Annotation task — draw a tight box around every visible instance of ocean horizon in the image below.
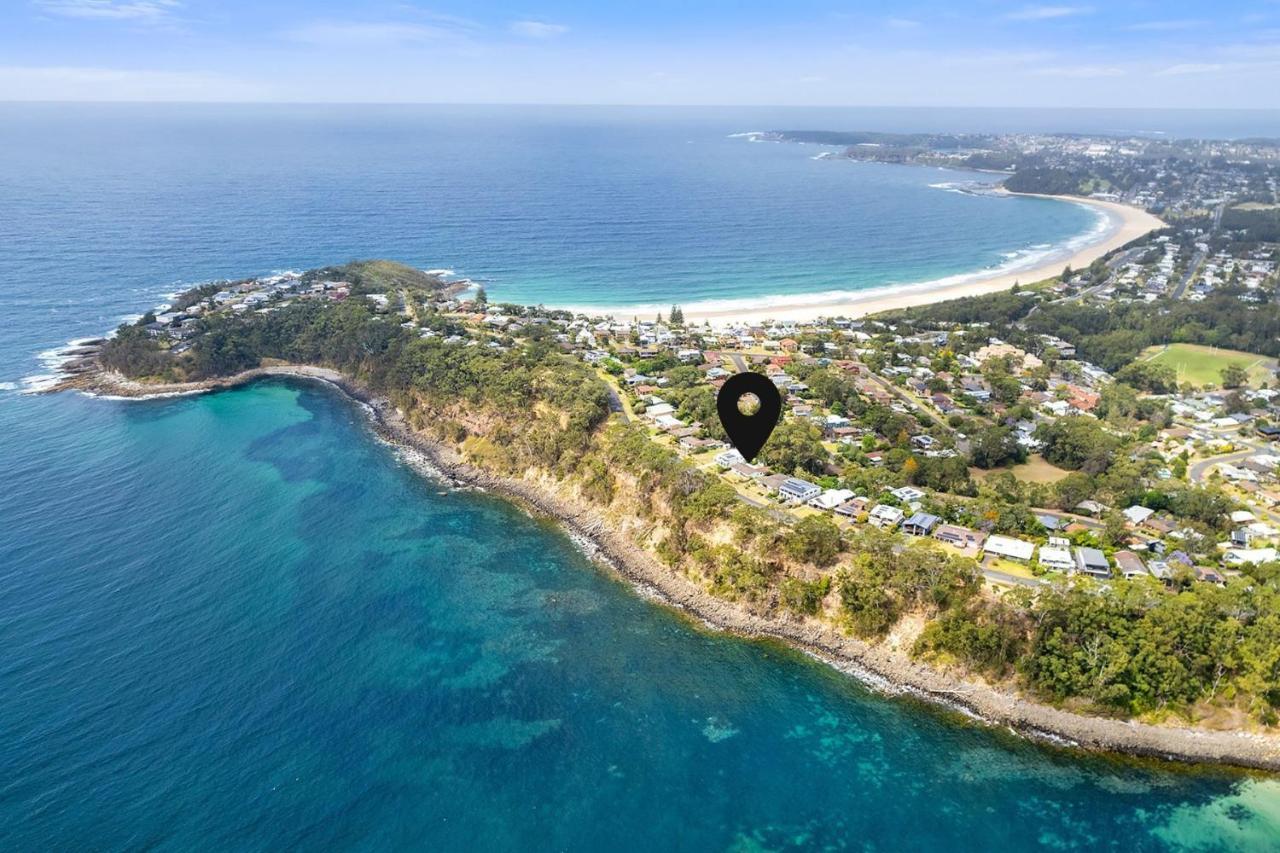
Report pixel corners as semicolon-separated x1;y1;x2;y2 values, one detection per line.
5;102;1113;356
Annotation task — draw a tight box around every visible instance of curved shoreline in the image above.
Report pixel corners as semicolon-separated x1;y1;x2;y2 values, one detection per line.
584;193;1165;326
53;363;1280;773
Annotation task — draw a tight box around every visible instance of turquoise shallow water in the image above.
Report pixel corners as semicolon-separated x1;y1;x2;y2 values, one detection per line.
3;379;1280;851
5;105;1280;849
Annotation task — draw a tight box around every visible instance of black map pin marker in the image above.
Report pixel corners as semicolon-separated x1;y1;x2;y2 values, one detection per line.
716;372;782;463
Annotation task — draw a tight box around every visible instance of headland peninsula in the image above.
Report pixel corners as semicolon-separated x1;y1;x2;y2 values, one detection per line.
45;242;1280;771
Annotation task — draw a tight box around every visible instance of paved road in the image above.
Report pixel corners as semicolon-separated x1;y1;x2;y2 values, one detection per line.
1170;250;1206;300
727;352;749;373
865;373;952;430
1029;507;1104;531
731;489;796;525
1046;247;1143;306
1185;438;1273;484
605;385;628;421
1186;438;1280;527
983;568;1045;588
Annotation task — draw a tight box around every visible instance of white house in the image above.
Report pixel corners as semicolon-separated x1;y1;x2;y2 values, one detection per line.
778;478;822;504
984;535;1036;563
1038;537;1074;572
1122;506;1155;526
809;488;855;511
1224;547;1278;566
868;504;905;529
714;449;745;468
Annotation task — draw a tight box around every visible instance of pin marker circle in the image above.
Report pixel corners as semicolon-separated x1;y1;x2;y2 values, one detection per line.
716;372;782;463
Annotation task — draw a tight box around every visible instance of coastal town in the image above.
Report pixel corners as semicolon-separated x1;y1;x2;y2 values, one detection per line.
767;129;1280;218
109;213;1280;598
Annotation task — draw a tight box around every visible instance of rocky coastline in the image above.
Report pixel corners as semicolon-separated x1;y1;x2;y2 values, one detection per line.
51;360;1280;773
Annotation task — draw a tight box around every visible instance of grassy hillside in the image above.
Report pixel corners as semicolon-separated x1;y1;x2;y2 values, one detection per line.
306;260;450;295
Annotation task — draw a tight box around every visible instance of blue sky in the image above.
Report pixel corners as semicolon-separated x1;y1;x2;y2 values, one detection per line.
1;1;1277;106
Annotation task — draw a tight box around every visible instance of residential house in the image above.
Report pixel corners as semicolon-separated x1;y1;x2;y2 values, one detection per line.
984;535;1036;563
1074;547;1111;579
1114;551;1148;580
778;478;822;504
869;504;905;530
1224;547;1278;566
1140;515;1176;537
1122;506;1155;526
834;497;871;519
1038;537;1075;572
1196;566;1227;586
809;489;855;511
714;449;745;468
933;525;987;555
890;486;926;503
902;512;940;536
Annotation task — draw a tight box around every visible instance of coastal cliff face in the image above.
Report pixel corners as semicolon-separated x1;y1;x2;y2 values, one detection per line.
53;359;1280;771
56;261;1280;771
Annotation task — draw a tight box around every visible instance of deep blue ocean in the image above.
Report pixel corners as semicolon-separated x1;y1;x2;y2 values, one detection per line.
4;105;1280;850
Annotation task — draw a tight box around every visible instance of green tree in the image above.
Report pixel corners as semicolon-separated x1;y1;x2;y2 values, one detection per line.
969;426;1026;469
1035;416;1119;474
760;418;827;476
1221;362;1249;389
784;516;843;566
779;576;830;615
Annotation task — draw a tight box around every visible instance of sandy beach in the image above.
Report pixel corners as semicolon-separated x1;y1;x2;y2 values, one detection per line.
669;193;1167;326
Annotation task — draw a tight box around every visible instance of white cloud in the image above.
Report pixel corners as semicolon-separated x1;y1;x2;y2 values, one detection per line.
1126;20;1201;32
1031;64;1124;77
509;20;568;39
1003;5;1092;22
32;0;179;20
886;18;920;29
0;65;260;100
287;21;465;46
1155;63;1226;76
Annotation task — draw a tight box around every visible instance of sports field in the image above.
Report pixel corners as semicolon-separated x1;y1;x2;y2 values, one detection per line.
1139;343;1276;388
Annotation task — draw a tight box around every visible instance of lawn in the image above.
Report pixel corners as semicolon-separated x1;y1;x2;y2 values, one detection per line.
971;454;1072;485
1140;343;1276;388
977;555;1039;581
982;557;1038;580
